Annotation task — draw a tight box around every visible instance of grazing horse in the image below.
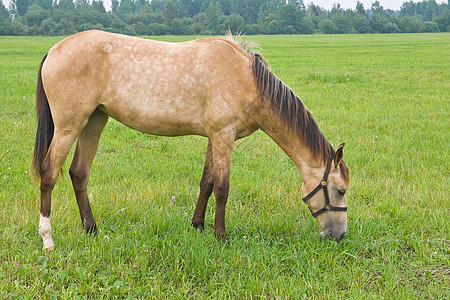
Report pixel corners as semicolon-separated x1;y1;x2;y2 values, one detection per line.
32;30;349;250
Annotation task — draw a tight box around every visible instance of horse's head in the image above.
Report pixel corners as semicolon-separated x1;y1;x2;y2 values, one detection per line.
302;143;349;242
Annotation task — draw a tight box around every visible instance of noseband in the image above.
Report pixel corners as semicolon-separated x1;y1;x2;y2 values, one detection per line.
302;161;347;218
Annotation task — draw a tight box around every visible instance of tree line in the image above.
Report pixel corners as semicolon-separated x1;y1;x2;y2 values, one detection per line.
0;0;449;36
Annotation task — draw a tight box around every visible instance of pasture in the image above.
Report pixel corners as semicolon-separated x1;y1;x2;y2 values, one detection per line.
0;33;448;298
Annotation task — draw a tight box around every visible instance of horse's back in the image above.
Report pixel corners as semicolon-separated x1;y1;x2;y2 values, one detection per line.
42;31;259;138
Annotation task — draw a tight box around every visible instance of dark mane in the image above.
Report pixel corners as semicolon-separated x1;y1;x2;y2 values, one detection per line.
251;52;334;165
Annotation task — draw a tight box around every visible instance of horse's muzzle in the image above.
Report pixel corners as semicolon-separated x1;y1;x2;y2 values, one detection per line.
320;230;346;242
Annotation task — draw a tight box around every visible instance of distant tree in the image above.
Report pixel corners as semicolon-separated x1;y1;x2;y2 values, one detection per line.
111;0;119;14
400;1;416;17
356;1;366;15
435;9;450;31
301;16;314;34
92;0;106;13
382;22;400;33
11;0;30;16
278;3;304;33
354;13;369;33
223;13;244;32
399;16;422;33
54;17;75;35
205;1;223;34
148;22;168;35
371;1;384;15
24;4;50;27
420;21;439;32
369;13;386;33
332;14;348;34
0;1;9;21
165;0;177;21
41;18;56;35
318;19;333;34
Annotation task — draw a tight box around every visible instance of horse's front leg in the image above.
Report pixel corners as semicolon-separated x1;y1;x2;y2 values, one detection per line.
192;141;214;229
209;131;235;241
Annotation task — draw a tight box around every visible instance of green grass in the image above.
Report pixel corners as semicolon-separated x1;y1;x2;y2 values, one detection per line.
0;33;449;298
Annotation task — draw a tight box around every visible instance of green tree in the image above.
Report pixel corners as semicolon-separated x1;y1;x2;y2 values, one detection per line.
354;14;369;33
435;9;450;31
278;3;304;33
332;14;349;34
399;16;422;33
24;4;50;27
165;0;177;21
12;0;30;16
223;13;244;32
92;0;106;13
420;21;439;32
318;19;333;34
356;1;366;15
58;0;75;11
0;1;9;21
205;1;223;34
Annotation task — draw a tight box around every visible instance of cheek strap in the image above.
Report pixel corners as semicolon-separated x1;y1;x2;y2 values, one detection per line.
302;162;347;217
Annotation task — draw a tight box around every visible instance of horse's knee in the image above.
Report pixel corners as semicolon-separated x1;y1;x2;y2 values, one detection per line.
214;183;229;202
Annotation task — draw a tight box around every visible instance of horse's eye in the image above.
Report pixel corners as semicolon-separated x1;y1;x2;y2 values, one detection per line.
338;189;346;196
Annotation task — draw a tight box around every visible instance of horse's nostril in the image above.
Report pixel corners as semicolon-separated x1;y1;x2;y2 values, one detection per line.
339;232;346;241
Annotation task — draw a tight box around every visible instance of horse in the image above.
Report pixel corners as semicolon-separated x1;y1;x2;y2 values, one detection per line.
31;30;349;250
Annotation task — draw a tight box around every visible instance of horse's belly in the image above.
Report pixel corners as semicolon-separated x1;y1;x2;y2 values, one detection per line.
99;99;207;137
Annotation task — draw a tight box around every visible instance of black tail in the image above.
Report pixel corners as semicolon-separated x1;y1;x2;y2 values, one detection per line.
31;54;54;182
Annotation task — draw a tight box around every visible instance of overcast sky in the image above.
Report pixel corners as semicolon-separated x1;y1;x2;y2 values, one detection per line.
1;0;447;12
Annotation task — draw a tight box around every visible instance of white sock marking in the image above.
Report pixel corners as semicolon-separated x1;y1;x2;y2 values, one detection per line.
39;213;54;251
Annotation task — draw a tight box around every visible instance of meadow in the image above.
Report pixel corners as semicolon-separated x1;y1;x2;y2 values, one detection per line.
0;33;448;298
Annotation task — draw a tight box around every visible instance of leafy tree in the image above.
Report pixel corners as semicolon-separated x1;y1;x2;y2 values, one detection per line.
148;22;168;35
400;1;416;17
205;1;223;34
332;14;349;34
420;21;439;32
318;19;333;34
354;14;369;33
223;13;244;32
278;3;304;34
165;0;177;21
11;0;30;16
0;1;9;21
24;4;50;27
399;16;422;33
92;0;106;13
58;0;75;11
434;8;450;31
41;17;56;35
356;1;366;15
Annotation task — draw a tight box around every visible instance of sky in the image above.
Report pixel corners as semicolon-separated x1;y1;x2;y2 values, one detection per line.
1;0;448;12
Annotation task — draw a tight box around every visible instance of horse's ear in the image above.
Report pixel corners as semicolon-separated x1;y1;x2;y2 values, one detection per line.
334;143;345;168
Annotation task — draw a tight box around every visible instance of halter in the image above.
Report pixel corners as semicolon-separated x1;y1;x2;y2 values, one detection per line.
302;161;347;218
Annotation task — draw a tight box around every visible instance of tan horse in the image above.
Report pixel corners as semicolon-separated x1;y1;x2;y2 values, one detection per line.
32;30;349;250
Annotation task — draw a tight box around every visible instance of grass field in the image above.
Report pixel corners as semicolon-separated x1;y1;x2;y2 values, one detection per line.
0;33;448;298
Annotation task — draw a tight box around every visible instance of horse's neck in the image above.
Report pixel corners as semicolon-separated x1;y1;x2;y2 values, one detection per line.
258;110;320;180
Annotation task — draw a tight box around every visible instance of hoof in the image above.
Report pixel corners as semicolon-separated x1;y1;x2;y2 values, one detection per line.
191;222;204;231
215;231;230;245
42;238;54;251
85;222;98;236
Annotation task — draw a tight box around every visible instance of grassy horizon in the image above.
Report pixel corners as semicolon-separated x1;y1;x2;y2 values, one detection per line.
0;33;448;298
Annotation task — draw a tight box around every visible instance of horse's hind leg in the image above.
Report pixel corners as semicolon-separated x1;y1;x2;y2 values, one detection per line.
39;129;82;250
192;141;214;229
69;109;108;235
